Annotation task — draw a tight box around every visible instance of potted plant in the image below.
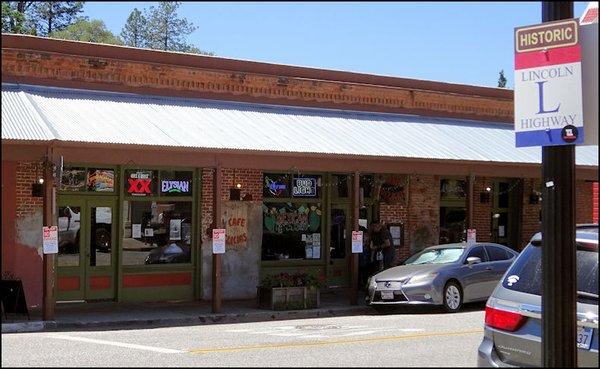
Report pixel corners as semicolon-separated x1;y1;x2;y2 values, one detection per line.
257;271;325;310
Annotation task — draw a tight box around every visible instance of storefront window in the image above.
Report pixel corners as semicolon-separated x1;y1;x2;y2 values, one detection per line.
332;174;349;199
262;202;322;260
122;201;192;265
58;205;81;266
61;167;115;193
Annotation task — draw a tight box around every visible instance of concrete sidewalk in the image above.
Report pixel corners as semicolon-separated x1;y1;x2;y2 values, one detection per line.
2;290;373;333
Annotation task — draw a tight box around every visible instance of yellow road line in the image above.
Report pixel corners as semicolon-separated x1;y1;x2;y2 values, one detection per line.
187;328;483;354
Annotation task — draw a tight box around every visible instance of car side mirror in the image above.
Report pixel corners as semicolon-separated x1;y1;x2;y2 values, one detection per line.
466;256;481;265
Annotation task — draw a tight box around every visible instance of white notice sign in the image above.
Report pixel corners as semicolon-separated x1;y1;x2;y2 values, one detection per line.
132;224;142;238
42;226;58;254
352;231;363;253
212;228;226;254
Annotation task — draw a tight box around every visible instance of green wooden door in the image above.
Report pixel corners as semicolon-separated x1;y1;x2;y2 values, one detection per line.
328;204;351;288
57;197;117;301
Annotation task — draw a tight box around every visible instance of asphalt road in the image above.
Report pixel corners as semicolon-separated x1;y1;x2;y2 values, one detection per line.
1;304;486;367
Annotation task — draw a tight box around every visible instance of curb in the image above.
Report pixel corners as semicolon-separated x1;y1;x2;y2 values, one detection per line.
2;306;373;333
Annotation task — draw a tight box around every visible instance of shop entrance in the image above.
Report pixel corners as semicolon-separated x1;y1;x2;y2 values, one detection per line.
328;204;351;288
57;197;117;301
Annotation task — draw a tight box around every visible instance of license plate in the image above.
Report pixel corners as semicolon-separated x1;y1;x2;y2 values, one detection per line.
577;326;593;350
381;291;394;300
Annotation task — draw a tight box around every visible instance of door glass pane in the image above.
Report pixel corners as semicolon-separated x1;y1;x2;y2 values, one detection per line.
90;206;112;267
58;206;81;266
330;208;347;259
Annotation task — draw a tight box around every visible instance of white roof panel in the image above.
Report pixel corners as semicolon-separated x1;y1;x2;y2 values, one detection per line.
1;83;597;167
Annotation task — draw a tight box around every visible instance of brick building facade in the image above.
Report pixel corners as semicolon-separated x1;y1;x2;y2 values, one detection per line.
2;34;598;311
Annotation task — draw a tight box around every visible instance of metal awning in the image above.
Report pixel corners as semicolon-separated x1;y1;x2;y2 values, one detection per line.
1;83;597;167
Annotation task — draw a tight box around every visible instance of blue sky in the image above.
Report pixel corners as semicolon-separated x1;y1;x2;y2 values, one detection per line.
82;1;589;89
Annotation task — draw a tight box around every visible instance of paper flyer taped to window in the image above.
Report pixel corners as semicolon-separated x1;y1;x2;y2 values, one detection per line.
132;224;142;238
144;227;154;237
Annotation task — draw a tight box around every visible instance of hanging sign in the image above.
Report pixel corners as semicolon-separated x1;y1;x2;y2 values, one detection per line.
514;18;584;147
467;229;477;244
292;177;317;197
212;228;226;254
42;226;58;254
351;231;363;253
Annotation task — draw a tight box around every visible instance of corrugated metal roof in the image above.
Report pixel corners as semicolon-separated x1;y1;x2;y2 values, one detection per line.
1;83;598;167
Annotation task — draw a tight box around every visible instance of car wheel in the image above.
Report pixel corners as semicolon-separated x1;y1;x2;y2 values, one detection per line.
443;281;463;312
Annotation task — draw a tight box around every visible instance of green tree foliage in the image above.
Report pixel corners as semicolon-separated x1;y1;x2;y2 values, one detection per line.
497;69;507;88
31;1;85;36
120;7;147;48
1;1;36;34
50;18;123;45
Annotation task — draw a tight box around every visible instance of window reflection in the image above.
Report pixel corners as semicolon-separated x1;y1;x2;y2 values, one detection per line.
90;206;112;267
58;206;81;266
122;201;192;265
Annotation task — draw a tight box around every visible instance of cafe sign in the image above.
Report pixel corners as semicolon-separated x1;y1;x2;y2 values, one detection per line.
514;19;584;147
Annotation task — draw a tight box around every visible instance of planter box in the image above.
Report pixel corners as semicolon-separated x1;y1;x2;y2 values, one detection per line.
257;286;320;310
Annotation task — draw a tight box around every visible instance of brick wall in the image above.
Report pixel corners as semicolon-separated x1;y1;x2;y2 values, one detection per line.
594;182;599;224
576;181;594;224
473;177;494;243
406;174;439;255
16;161;45;218
201;168;263;243
521;178;542;246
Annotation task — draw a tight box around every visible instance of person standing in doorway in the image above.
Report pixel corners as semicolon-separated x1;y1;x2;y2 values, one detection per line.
369;220;394;272
358;226;371;290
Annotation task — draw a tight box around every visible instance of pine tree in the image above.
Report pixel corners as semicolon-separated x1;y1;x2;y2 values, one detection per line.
1;1;36;34
120;8;147;48
497;69;507;88
145;1;197;52
31;1;85;36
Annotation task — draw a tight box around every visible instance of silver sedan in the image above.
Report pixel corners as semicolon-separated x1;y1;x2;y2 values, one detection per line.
366;242;518;312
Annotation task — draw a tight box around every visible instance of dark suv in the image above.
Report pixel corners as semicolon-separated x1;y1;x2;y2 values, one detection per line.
478;224;598;367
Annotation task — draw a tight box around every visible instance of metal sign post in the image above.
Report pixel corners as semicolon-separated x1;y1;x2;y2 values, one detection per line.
541;2;576;367
514;2;579;366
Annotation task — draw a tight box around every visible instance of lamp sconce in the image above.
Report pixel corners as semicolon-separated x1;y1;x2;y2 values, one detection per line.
529;191;542;204
229;188;241;201
31;178;44;197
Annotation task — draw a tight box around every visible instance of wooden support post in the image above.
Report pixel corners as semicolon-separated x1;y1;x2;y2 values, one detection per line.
467;174;475;229
350;171;360;305
212;163;223;313
42;146;56;321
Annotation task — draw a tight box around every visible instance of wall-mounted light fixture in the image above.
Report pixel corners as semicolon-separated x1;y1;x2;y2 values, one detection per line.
229;169;241;200
529;190;542;204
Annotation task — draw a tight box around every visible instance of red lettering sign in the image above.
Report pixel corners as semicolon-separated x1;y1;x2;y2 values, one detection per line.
128;178;152;194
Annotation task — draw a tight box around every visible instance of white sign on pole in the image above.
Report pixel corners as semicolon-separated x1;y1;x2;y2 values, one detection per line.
467;229;477;244
514;19;584;147
351;231;363;253
42;226;58;254
212;228;226;254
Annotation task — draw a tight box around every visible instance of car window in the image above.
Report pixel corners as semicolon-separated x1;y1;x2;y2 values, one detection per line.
403;248;464;265
465;246;488;262
486;246;512;261
502;241;599;301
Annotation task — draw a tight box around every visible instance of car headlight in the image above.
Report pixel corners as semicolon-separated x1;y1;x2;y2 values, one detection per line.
406;272;439;284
